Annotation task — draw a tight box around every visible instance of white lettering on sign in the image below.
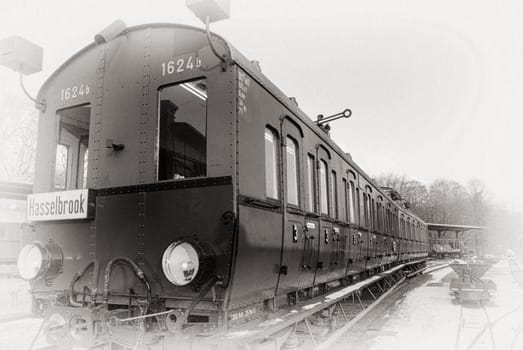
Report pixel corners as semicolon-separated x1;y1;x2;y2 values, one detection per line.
27;189;92;221
238;70;251;115
306;222;316;229
230;307;257;321
161;53;202;76
60;84;90;101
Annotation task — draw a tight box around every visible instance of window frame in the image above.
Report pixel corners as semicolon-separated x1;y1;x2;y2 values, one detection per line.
347;171;357;224
319;159;329;215
285;135;300;206
156;78;209;182
264;126;280;200
54;103;91;191
342;178;348;222
306;153;316;213
54;143;70;190
330;170;338;219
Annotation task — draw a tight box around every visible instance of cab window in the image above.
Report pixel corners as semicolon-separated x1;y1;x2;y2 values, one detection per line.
54;104;90;190
158;78;207;180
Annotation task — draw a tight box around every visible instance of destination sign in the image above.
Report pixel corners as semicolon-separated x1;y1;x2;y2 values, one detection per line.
27;189;94;221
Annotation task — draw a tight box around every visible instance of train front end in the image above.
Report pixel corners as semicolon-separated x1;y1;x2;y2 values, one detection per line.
18;24;237;349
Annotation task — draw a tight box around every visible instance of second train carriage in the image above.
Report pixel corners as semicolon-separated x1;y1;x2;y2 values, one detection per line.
16;22;429;347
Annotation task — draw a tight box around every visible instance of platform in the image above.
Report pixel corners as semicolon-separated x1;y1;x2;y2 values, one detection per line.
332;259;523;350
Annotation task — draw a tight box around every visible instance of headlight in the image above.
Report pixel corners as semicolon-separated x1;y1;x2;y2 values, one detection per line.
17;241;63;281
162;242;200;286
17;243;46;280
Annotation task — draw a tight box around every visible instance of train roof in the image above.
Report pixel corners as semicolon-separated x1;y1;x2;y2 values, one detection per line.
37;22;426;225
427;223;486;232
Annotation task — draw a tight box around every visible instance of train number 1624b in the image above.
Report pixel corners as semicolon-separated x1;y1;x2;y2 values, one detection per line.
60;84;90;101
161;54;202;76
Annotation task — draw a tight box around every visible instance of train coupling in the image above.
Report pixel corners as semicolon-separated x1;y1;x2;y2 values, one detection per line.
42;305;189;349
43;306;100;349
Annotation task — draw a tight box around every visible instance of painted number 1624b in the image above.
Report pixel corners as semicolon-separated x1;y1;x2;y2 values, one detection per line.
60;84;90;101
161;54;202;76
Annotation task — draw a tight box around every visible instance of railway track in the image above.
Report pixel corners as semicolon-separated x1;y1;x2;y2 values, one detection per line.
453;298;523;350
295;258;523;350
207;259;428;350
452;259;523;350
2;260;428;350
453;301;497;350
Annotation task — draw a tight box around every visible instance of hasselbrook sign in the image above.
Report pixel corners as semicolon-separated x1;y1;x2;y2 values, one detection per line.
27;189;94;221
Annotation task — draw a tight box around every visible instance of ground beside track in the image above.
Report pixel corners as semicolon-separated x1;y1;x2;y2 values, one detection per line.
333;259;523;350
0;276;31;321
0;277;45;350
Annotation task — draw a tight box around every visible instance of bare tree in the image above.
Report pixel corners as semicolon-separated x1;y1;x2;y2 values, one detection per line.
0;87;38;183
374;173;430;219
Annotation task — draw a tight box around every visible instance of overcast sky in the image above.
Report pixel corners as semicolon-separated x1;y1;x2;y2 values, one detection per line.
1;0;522;212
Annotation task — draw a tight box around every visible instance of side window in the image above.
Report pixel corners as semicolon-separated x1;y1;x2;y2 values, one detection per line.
264;127;279;199
348;180;356;223
363;193;368;226
330;170;338;218
306;154;316;212
387;205;392;234
364;193;372;228
158;78;207;180
394;209;399;236
357;188;362;224
383;207;387;232
319;160;329;215
285;136;299;206
371;198;375;230
54;144;69;190
55;104;91;190
342;178;348;222
377;200;382;232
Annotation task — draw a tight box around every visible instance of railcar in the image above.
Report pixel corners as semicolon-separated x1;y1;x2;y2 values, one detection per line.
17;22;429;349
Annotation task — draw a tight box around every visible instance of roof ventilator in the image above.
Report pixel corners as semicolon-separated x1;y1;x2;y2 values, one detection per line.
94;19;127;44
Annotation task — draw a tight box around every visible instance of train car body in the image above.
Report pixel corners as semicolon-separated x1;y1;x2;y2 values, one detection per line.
18;23;429;348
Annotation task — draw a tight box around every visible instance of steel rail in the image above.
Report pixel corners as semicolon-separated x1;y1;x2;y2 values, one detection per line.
316;274;406;350
207;259;427;347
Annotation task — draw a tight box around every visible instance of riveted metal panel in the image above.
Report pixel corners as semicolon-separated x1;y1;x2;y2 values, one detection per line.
228;205;281;308
94;193;141;294
139;28;152;184
298;218;319;289
30;25;236;310
143;183;233;301
275;218;304;296
91;46;106;188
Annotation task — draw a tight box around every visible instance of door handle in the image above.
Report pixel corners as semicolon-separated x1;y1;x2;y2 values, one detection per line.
292;224;298;243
